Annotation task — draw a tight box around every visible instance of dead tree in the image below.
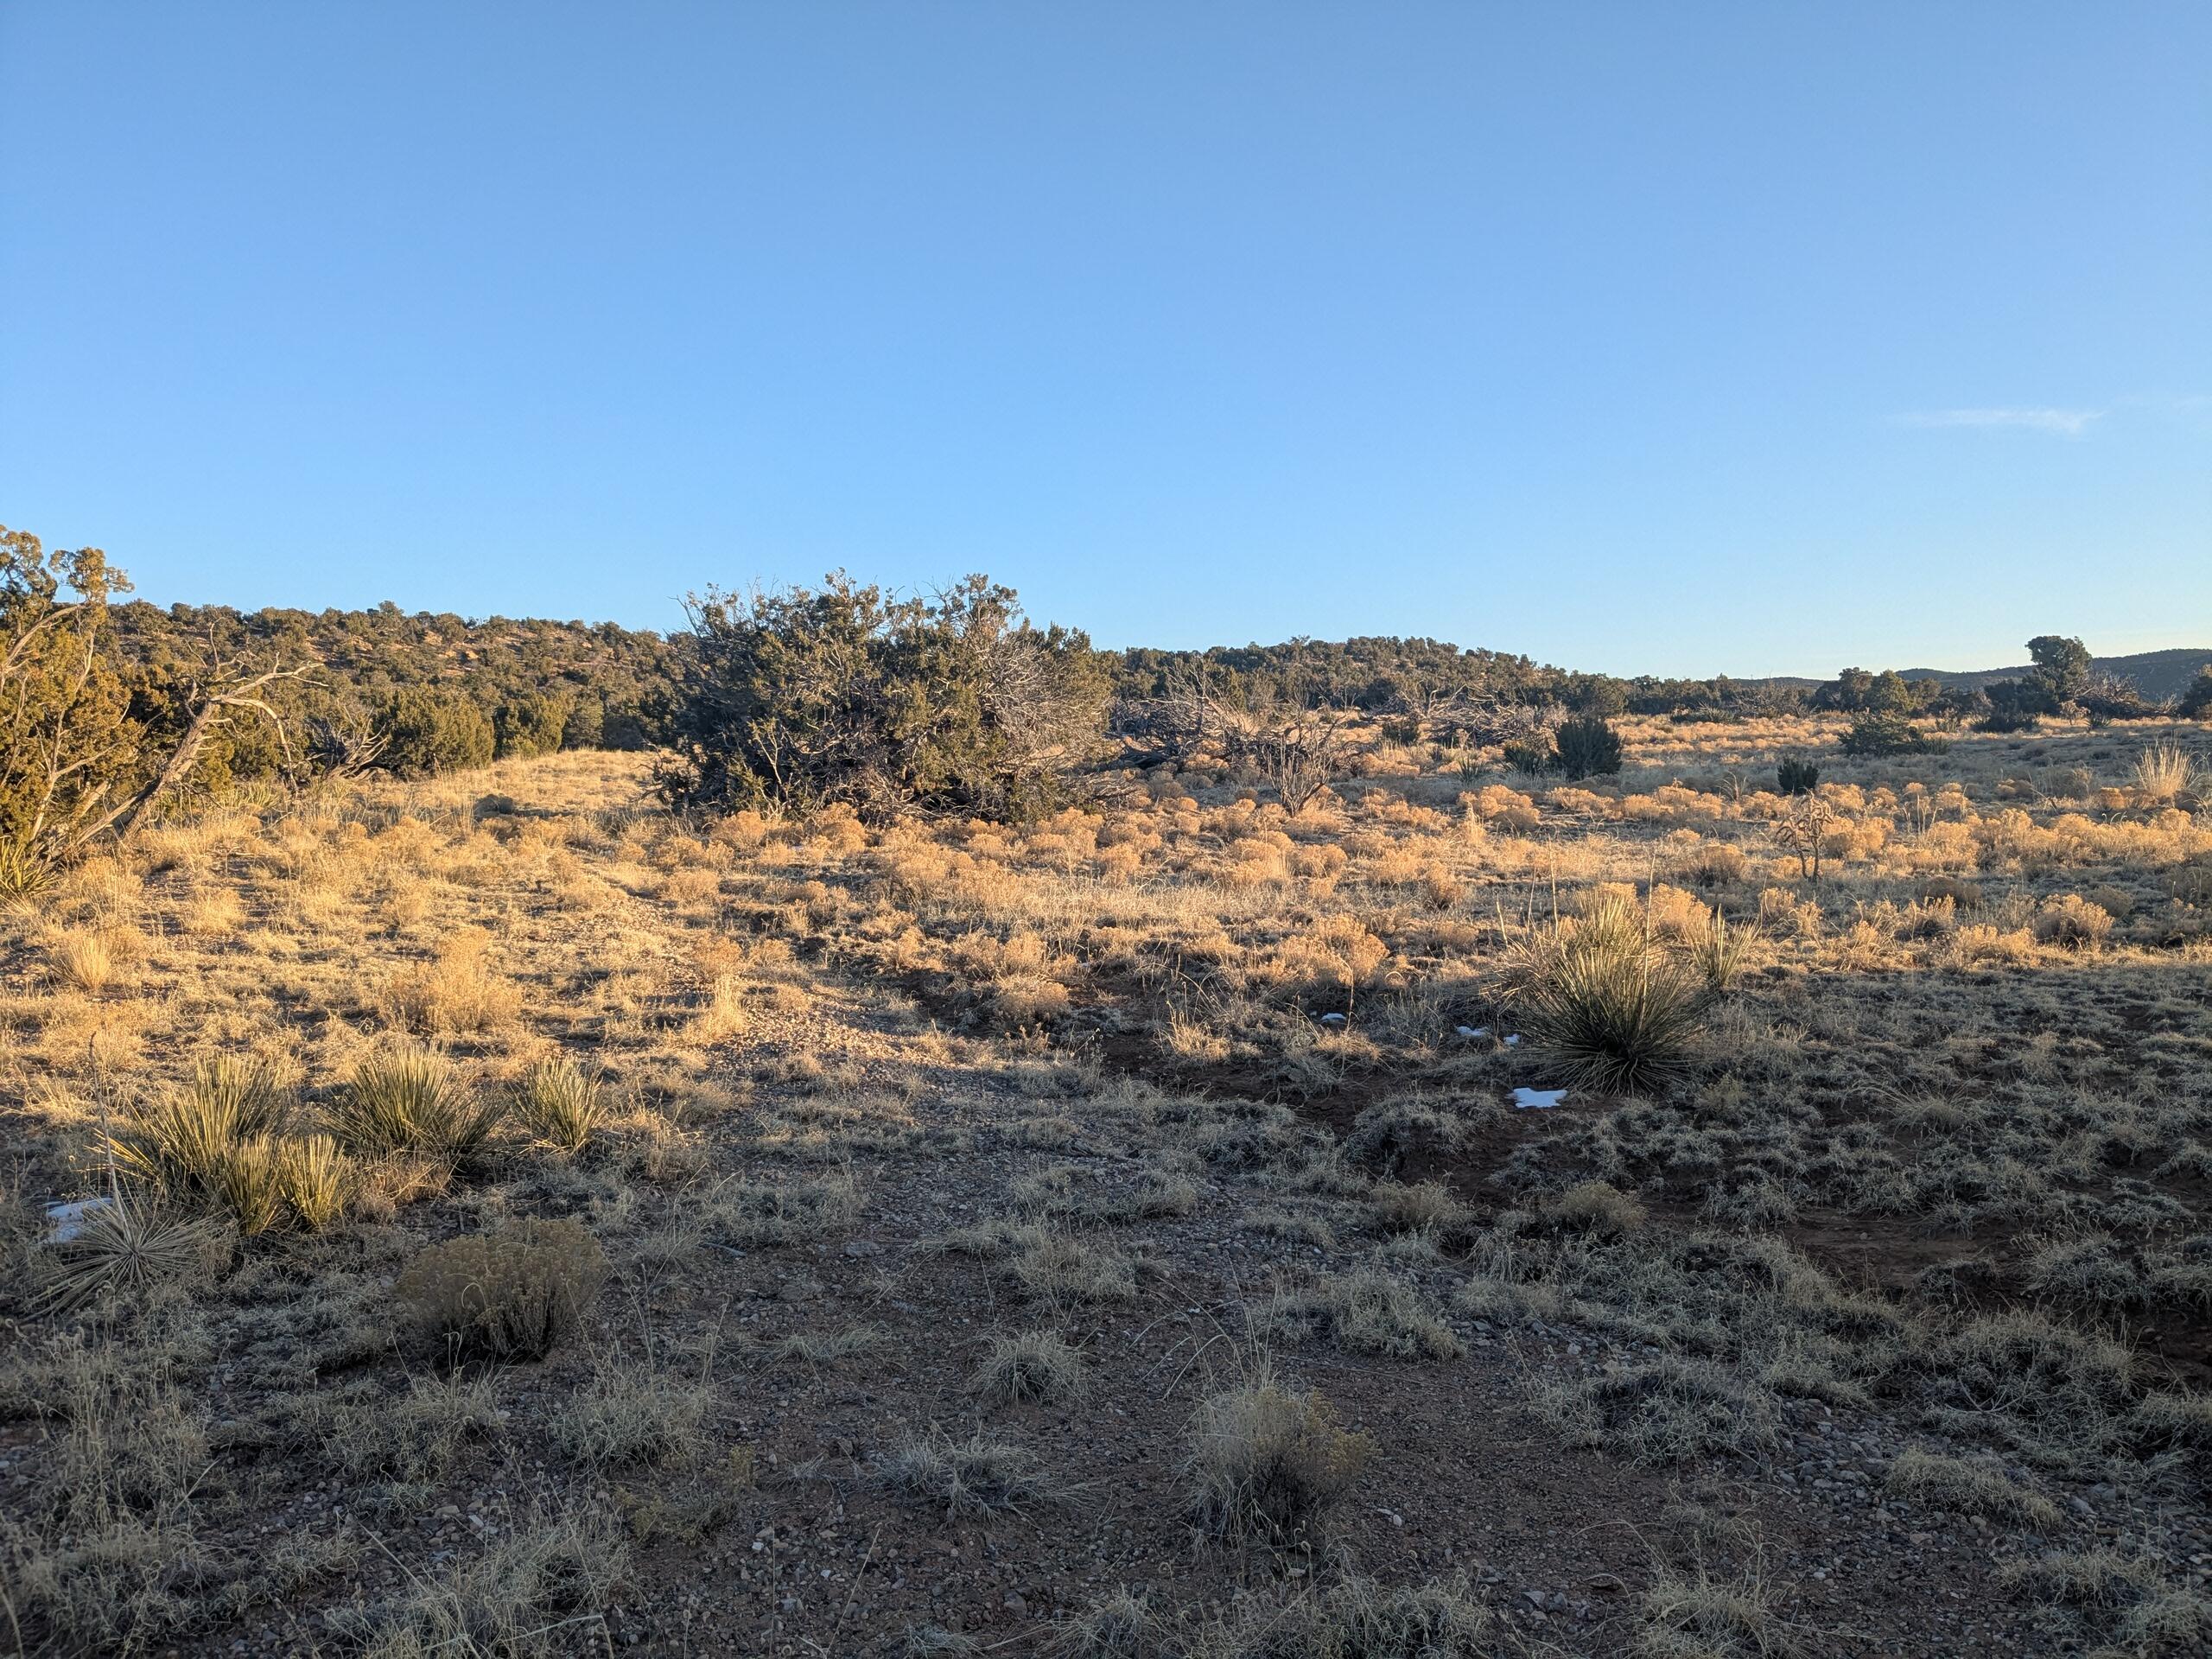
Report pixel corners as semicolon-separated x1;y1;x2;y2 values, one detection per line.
1232;703;1353;814
1431;690;1564;752
306;710;389;781
1113;665;1226;766
105;662;315;841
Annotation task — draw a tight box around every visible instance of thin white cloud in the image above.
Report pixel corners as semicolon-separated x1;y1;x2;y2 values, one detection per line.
1897;406;2104;437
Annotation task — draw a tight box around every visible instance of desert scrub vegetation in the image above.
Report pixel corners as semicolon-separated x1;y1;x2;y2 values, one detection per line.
326;1043;507;1163
1184;1363;1373;1546
0;524;672;906
969;1328;1089;1406
659;571;1109;822
878;1429;1062;1517
1262;1268;1465;1359
511;1052;607;1151
395;1216;609;1362
3;701;2211;1653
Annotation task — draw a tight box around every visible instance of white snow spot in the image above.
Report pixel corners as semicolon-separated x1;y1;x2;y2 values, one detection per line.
1510;1088;1567;1110
45;1196;114;1243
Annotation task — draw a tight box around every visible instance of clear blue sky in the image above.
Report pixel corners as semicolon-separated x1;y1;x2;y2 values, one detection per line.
3;3;2205;677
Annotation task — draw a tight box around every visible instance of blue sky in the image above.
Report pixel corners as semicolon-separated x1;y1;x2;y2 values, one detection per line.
3;3;2205;677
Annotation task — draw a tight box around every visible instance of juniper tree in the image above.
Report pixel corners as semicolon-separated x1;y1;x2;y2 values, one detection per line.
661;572;1109;822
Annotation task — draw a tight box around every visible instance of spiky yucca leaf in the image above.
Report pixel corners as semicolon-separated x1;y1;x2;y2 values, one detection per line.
37;1193;220;1311
512;1056;604;1153
1687;909;1758;992
275;1133;353;1230
1520;902;1708;1095
327;1046;504;1161
105;1056;291;1195
207;1137;286;1235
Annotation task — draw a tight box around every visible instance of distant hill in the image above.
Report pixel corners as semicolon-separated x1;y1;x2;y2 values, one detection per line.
1891;648;2212;702
107;600;680;751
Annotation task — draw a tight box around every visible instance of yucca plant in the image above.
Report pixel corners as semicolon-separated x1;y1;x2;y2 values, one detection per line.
1518;895;1707;1095
1567;893;1649;960
1502;893;1642;996
1776;756;1820;797
275;1133;353;1230
0;839;54;909
206;1137;287;1236
512;1056;605;1153
190;1054;292;1133
36;1191;219;1312
1687;909;1758;992
327;1046;505;1162
105;1056;292;1195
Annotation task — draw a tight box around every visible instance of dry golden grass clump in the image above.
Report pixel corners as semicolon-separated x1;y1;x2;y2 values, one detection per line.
385;925;524;1033
2133;741;2199;803
879;1429;1061;1516
969;1328;1089;1406
1882;1448;2063;1531
1546;1178;1649;1237
329;1503;630;1655
2033;892;2116;950
1263;1268;1465;1360
1185;1363;1372;1546
43;925;126;992
1637;1560;1788;1659
554;1356;713;1469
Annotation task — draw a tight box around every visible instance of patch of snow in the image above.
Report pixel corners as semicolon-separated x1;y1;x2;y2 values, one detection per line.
1510;1087;1567;1110
45;1196;114;1243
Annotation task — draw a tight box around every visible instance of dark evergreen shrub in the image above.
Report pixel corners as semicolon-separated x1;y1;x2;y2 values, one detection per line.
376;687;494;777
1554;716;1624;780
661;573;1109;823
493;691;572;760
1840;711;1948;757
